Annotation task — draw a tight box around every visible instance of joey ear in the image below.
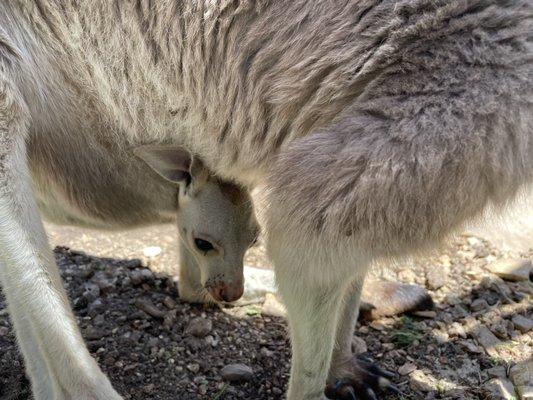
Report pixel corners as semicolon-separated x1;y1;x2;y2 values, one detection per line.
134;145;192;184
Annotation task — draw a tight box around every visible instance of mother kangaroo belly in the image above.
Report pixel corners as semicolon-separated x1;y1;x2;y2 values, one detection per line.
27;129;178;230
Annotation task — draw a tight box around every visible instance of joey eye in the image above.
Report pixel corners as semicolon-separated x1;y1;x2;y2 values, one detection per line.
194;238;214;253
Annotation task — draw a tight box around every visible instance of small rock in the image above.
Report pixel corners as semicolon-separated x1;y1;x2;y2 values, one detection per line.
410;370;435;392
163;310;177;330
129;268;154;285
163;296;177;309
260;347;273;358
83;283;101;302
187;363;201;373
0;326;9;337
413;310;437;318
124;259;143;269
398;269;417;284
143;384;155;394
487;366;508;379
134;297;166;319
460;340;483;354
512;315;533;333
205;335;219;347
470;298;489;312
220;363;253;382
185;317;212;338
483;378;517;399
262;293;287;318
472;325;503;358
426;268;447;290
87;299;105;317
516;386;533;399
486;259;532;282
398;363;417;376
433;330;449;344
445;295;462;306
351;335;367;354
83;326;106;340
369;320;386;331
143;246;162;258
510;361;533;388
448;322;467;338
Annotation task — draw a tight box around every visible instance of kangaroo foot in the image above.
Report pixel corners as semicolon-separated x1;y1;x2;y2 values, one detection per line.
325;355;400;400
359;280;434;321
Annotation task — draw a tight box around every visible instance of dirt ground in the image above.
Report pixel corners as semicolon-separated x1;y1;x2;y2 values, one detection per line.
0;225;531;399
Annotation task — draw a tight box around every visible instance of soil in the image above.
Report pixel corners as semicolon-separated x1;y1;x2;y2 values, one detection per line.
0;234;531;400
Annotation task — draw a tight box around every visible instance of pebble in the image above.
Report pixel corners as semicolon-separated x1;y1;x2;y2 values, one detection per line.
486;258;532;282
87;299;105;317
412;310;437;319
410;370;435;392
143;246;162;258
83;282;101;302
220;363;253;382
260;347;274;358
445;295;462;306
470;298;489;312
185;317;212;338
187;363;200;373
163;296;177;310
510;361;533;388
460;340;483;354
511;315;533;333
472;325;503;358
487;366;508;379
517;386;533;399
0;326;8;337
483;378;517;399
448;322;467;338
134;297;166;319
426;267;447;290
398;269;417;284
129;269;154;285
83;326;106;340
398;362;417;376
433;330;449;344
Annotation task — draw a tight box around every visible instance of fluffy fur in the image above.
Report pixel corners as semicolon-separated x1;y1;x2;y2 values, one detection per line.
0;1;531;399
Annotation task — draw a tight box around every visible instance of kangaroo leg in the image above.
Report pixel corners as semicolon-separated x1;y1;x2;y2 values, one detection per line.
266;221;368;400
0;79;122;400
325;278;399;400
0;260;56;398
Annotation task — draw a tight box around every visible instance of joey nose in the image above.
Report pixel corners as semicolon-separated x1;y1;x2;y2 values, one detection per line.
208;282;244;303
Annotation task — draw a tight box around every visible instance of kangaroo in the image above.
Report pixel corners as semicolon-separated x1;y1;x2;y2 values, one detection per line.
0;1;530;400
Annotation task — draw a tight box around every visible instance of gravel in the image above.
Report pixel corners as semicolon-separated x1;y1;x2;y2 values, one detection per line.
0;234;531;400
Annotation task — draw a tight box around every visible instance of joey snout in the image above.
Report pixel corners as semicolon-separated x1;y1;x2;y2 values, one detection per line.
204;275;244;302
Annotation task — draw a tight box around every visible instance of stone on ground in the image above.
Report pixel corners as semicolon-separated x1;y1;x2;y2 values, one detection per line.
486;259;532;282
220;364;253;382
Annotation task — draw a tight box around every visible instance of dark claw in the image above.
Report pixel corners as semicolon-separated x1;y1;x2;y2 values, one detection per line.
367;363;395;380
327;356;401;400
364;388;377;400
324;380;345;399
325;380;355;400
356;355;374;364
338;385;357;400
386;383;403;396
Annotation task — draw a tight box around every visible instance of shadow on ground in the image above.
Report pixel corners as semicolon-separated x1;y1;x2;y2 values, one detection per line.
0;246;531;400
